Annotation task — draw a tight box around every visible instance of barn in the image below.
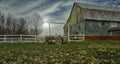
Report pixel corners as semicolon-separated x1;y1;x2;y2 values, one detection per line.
64;2;120;42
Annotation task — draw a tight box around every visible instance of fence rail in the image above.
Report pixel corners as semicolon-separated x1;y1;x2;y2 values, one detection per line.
69;34;85;42
0;35;37;42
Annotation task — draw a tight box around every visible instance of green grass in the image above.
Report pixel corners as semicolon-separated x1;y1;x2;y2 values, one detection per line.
0;40;120;64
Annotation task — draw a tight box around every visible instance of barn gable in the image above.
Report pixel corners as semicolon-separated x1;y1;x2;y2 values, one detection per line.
64;3;84;29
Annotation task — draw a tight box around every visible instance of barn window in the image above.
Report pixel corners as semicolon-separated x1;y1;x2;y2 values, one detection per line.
101;22;105;26
78;26;80;29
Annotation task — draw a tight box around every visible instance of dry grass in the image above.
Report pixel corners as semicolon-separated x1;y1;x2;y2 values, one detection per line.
0;40;120;64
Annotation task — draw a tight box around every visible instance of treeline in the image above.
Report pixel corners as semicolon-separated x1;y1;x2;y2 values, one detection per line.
0;11;43;35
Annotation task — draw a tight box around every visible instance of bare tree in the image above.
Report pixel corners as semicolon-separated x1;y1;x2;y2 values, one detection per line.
5;13;12;34
11;18;18;34
5;13;19;34
0;12;29;35
0;12;5;34
16;17;28;34
0;11;44;35
29;12;43;35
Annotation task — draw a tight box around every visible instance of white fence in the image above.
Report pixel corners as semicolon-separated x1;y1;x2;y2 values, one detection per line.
0;35;37;42
68;34;85;42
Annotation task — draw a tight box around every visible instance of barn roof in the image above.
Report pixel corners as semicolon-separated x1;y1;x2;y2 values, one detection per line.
64;2;120;28
76;2;120;12
75;2;120;22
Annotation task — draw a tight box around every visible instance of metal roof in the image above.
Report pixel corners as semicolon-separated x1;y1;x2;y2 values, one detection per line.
75;2;120;22
76;2;120;12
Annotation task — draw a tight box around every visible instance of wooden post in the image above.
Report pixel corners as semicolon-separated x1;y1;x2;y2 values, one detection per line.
20;35;22;42
68;24;70;42
4;35;6;42
49;23;51;36
110;31;112;36
35;35;37;42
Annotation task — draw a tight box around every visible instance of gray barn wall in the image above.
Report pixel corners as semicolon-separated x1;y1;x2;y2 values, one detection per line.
70;21;85;34
85;20;120;36
112;31;120;36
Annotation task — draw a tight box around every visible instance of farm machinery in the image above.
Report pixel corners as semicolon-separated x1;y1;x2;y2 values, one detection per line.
44;35;63;45
42;22;65;45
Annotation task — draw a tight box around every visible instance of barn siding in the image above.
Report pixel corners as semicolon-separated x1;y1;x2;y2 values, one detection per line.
63;3;85;42
85;20;120;36
70;21;85;34
112;31;120;36
67;4;84;26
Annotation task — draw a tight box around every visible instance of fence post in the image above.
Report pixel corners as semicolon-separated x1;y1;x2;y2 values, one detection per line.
82;34;85;40
35;35;37;42
68;24;70;42
4;35;6;42
20;35;22;42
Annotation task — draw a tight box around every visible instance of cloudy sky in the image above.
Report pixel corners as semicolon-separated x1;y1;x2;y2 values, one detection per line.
0;0;98;36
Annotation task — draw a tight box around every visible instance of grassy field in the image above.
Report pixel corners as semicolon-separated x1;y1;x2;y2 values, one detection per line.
0;40;120;64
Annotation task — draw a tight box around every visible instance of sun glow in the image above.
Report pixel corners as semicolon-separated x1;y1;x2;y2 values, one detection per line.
43;17;49;28
43;23;49;28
